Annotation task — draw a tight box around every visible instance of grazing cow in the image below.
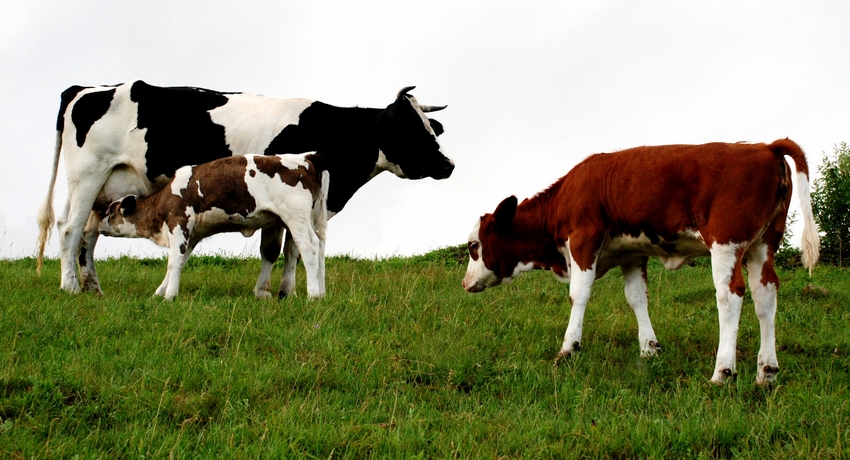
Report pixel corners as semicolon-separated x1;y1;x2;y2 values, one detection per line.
462;139;819;385
37;81;453;297
98;153;329;300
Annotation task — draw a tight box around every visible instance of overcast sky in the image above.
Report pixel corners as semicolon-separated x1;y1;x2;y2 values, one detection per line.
2;1;849;261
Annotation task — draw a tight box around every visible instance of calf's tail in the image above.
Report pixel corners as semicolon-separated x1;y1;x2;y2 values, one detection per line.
769;138;820;275
36;131;62;275
315;170;330;240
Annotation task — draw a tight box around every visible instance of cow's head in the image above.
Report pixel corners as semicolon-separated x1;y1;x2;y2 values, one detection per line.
98;195;142;238
463;196;538;292
376;86;454;180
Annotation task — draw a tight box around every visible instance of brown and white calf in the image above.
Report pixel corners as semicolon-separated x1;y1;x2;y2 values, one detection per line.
463;139;819;385
99;153;329;300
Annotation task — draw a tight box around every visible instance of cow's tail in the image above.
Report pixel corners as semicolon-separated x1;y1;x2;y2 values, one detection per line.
769;138;820;275
36;131;62;275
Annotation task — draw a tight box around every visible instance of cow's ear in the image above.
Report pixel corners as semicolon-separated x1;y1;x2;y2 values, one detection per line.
120;195;137;216
429;118;444;136
494;195;518;230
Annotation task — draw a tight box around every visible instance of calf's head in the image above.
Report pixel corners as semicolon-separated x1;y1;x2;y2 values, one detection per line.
377;86;454;180
463;196;536;292
98;195;142;238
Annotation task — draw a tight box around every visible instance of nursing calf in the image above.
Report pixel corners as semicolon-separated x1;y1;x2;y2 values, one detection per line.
99;153;329;300
463;139;820;385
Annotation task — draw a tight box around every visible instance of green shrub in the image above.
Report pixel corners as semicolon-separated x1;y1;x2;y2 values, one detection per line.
811;142;850;266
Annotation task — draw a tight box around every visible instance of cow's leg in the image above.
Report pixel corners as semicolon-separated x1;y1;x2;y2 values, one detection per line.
709;242;747;384
287;225;323;299
745;243;780;386
254;224;284;299
622;257;660;357
79;210;105;295
557;256;597;359
278;231;300;298
58;173;110;293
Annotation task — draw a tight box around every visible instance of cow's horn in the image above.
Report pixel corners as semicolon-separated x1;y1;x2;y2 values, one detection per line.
419;104;447;113
397;86;416;100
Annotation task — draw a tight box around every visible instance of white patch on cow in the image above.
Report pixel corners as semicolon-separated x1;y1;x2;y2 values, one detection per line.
555;243;572;282
601;230;710;271
511;261;535;278
372;150;407;179
462;220;499;292
209;95;314;156
196;180;203;198
170;166;193;196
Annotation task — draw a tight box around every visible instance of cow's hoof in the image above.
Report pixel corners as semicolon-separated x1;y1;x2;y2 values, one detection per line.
254;290;272;300
61;281;82;294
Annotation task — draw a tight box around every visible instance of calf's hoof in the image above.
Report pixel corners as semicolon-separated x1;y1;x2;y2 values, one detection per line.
553;341;581;366
640;340;661;358
710;367;738;385
254;289;272;300
756;365;779;386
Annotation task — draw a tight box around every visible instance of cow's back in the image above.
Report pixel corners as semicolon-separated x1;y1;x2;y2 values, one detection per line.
555;142;788;242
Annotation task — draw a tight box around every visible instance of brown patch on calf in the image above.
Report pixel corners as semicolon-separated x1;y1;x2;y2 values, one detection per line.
254;156;321;194
181;155;256;217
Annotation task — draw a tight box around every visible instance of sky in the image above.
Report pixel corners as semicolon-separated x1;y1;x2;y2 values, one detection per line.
2;1;849;261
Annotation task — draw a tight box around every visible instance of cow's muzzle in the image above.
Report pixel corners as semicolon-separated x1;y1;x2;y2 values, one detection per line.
462;278;486;293
429;157;455;180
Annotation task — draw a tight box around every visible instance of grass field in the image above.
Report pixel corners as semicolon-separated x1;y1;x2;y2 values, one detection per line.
1;247;848;458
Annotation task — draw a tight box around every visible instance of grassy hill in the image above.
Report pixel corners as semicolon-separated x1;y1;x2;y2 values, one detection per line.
1;249;848;458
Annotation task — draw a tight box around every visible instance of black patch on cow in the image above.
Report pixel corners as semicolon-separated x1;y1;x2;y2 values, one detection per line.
265;102;384;213
131;81;236;182
70;88;116;147
57;85;88;132
265;98;450;213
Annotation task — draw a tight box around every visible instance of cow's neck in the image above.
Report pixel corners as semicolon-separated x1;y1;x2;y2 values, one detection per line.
271;102;384;214
512;190;569;274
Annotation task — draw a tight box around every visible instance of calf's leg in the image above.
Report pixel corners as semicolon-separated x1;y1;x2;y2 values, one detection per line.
709;243;747;384
621;257;660;357
745;243;780;385
287;224;324;299
557;256;597;359
157;230;195;300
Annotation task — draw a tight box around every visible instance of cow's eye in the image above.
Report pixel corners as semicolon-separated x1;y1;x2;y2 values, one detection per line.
469;242;479;251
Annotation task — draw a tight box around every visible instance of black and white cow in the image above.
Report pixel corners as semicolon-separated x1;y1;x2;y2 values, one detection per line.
36;80;453;296
99;153;329;300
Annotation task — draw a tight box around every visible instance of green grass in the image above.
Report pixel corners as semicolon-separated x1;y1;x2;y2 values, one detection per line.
1;248;848;458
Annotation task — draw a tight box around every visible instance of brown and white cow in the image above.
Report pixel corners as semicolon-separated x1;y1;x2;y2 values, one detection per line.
98;153;329;300
463;139;819;385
